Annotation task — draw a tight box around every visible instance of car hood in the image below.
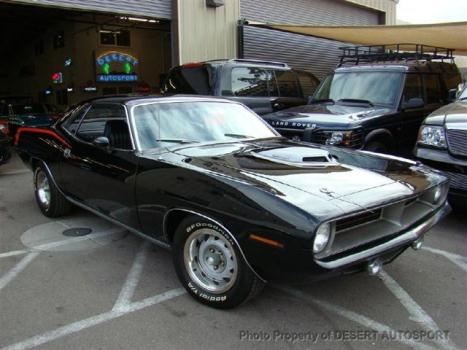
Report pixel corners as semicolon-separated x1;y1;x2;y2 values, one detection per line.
424;100;467;126
263;103;393;129
159;139;443;219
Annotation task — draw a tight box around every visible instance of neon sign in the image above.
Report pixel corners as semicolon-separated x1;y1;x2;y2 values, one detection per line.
96;51;139;83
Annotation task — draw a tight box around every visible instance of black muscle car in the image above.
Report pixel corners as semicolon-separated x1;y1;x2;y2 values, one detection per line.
15;96;450;308
414;86;467;210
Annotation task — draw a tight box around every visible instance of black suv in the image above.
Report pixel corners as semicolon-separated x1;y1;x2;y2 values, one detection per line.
414;85;467;209
263;45;462;155
161;59;319;115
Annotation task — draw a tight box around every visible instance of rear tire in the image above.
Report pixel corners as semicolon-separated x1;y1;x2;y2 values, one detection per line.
172;215;264;309
34;165;71;217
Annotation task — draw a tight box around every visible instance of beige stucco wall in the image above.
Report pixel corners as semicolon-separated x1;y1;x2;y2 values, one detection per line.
346;0;397;25
176;0;396;65
177;0;240;65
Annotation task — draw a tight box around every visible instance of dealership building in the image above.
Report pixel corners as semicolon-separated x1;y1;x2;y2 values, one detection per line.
0;0;397;108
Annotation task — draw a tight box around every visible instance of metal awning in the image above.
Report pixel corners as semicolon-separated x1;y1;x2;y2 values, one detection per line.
246;21;467;56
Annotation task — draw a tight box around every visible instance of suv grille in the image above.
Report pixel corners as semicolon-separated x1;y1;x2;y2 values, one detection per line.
447;129;467;157
310;130;363;148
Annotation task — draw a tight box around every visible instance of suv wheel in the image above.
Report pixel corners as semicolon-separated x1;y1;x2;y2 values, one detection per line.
34;166;71;217
172;215;264;309
365;141;388;154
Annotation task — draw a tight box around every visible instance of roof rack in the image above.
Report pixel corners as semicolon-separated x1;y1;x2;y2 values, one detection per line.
338;44;455;66
229;58;289;68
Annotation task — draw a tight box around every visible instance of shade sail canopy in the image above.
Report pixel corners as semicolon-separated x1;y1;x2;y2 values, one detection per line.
247;21;467;56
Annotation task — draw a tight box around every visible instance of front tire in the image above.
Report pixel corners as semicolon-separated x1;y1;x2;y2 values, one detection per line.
365;141;388;154
172;215;264;309
34;165;71;217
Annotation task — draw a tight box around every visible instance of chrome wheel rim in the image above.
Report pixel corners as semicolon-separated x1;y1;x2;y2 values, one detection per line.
36;171;51;208
184;228;238;294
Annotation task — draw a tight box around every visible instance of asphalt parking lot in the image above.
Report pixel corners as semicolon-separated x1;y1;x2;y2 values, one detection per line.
0;153;466;350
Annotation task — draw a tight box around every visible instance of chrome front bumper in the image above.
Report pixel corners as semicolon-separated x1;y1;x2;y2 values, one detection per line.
315;202;450;269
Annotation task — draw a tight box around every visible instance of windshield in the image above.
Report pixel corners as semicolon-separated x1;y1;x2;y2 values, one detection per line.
132;101;278;150
459;87;467;100
313;71;404;106
12;104;47;115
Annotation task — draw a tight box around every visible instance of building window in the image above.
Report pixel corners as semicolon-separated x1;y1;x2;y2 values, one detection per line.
100;30;131;47
53;31;65;49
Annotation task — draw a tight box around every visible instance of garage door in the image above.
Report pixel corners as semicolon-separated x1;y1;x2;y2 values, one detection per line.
241;0;381;79
7;0;172;19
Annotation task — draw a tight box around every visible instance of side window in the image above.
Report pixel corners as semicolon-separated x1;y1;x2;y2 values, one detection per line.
424;75;442;104
61;104;89;135
273;70;302;98
230;67;272;97
402;74;423;103
296;70;320;99
163;66;211;95
76;104;132;150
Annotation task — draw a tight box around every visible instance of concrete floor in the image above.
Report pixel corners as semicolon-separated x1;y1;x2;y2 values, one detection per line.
0;154;466;350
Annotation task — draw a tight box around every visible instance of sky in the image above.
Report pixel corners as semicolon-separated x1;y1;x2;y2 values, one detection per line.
397;0;467;24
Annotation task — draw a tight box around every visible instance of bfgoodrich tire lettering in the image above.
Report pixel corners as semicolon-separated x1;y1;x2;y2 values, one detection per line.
34;165;71;218
172;215;264;309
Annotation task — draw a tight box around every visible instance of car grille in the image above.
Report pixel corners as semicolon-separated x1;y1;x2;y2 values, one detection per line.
444;171;467;191
335;209;382;232
447;129;467;157
277;128;363;148
317;189;444;259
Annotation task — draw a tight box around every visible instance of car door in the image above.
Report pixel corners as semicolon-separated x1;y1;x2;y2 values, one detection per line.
58;102;139;228
401;73;441;150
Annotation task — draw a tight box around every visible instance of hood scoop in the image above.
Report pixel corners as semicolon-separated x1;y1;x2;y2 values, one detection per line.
251;147;337;167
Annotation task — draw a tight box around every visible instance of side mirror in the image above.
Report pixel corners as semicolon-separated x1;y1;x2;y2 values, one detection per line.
448;88;458;102
402;97;425;110
93;136;110;148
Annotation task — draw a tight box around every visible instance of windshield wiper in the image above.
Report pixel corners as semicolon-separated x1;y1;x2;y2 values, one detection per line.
224;133;253;139
337;99;374;107
155;139;199;144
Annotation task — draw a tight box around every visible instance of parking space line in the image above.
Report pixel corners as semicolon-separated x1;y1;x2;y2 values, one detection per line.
422;247;467;273
112;241;149;312
276;286;437;350
379;271;459;350
1;288;186;350
0;228;123;259
0;250;28;259
0;169;31;176
0;252;40;292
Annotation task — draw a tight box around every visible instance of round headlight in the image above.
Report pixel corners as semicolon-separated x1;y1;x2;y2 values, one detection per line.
313;223;331;253
326;132;344;145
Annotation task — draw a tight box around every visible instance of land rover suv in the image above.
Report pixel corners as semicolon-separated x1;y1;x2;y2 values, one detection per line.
161;59;319;115
263;45;462;156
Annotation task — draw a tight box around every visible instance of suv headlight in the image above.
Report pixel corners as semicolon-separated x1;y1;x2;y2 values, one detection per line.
313;223;331;253
325;130;359;146
417;126;446;149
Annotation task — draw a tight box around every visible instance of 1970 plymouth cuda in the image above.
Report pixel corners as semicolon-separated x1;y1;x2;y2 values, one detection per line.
15;96;449;308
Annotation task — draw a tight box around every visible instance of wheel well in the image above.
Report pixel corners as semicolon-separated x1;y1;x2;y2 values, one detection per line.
164;209;192;243
365;130;394;150
30;158;42;172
